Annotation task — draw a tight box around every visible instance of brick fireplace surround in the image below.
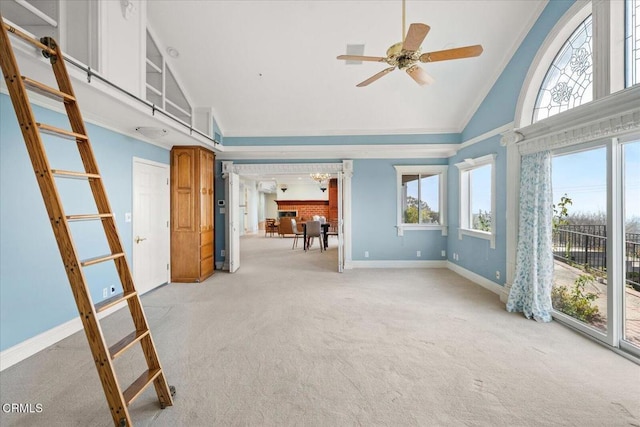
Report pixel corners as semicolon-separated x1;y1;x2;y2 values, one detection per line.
275;200;329;221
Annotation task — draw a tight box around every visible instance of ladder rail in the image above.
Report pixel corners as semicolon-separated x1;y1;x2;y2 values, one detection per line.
0;18;132;426
1;14;174;425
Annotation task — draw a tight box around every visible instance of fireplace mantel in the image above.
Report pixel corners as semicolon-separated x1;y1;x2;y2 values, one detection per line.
275;200;328;206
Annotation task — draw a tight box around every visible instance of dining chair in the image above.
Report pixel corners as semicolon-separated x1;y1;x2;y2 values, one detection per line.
265;218;277;237
304;220;323;252
290;218;305;249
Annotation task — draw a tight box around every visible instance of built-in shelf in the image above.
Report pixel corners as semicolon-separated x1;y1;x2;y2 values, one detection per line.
0;1;99;72
145;28;192;125
146;83;162;96
165;98;191;118
145;58;162;74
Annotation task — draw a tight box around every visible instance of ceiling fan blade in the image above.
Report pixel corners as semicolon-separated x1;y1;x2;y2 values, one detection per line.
356;67;396;87
402;23;430;52
337;55;387;62
420;45;484;62
406;65;434;86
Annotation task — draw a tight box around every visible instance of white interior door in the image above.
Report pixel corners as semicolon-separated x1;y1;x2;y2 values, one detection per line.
132;158;170;294
228;172;240;273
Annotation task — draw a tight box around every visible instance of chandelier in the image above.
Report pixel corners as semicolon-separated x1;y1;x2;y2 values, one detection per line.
310;173;331;183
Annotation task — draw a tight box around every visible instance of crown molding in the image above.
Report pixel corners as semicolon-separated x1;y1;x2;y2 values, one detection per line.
506;85;640;155
216;143;458;160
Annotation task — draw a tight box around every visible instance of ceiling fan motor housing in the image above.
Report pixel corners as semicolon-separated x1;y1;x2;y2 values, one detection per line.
386;42;421;70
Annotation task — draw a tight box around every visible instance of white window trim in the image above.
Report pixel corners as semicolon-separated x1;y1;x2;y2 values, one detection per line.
455;154;497;249
393;165;448;236
515;1;592;128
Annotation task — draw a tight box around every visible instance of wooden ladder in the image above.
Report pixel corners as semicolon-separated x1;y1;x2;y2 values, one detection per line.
0;17;174;427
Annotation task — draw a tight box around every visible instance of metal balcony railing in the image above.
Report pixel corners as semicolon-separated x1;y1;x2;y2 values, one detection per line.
553;225;640;289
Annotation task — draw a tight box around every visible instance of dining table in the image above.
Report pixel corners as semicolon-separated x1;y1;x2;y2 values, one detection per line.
302;222;330;251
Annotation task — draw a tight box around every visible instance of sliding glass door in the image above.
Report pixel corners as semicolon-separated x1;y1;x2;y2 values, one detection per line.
622;140;640;350
551;137;640;356
552;146;608;335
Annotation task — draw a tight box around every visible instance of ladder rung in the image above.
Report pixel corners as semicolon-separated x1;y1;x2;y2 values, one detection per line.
22;77;75;103
51;169;100;179
123;368;162;406
37;123;88;141
94;290;137;313
66;213;113;221
109;330;150;360
81;252;125;267
2;22;58;57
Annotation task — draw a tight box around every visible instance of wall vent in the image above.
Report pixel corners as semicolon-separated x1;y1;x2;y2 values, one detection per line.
345;44;365;64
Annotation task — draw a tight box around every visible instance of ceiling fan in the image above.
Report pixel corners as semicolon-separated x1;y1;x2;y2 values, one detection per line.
337;0;483;87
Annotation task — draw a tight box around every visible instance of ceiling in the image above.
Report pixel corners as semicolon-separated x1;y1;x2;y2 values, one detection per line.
147;0;547;138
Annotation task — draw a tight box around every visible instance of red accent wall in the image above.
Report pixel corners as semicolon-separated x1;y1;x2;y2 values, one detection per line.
275;200;329;221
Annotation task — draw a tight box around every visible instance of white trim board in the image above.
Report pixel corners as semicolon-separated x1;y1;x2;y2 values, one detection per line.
447;262;507;300
0;301;126;372
349;260;448;269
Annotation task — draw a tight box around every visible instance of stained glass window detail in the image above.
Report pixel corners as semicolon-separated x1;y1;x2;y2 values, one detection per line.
533;15;593;123
627;0;640;87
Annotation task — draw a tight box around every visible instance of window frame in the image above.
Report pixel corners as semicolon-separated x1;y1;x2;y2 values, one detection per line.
455;154;497;249
394;165;448;236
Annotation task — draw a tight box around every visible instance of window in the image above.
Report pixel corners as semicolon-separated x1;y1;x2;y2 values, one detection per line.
627;0;640;86
394;165;447;236
533;15;593;123
455;155;496;248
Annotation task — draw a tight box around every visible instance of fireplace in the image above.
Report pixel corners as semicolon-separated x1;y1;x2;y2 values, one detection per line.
277;210;298;218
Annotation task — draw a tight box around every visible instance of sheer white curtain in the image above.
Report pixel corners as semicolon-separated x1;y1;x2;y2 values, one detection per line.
506;151;554;322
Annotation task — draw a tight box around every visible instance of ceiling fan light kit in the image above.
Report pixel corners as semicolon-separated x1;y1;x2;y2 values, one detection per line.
337;2;483;87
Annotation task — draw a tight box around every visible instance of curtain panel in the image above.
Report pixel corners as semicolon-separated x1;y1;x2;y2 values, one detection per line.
506;151;554;322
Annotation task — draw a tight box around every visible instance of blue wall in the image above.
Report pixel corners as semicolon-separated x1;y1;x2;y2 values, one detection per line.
445;0;576;285
351;159;448;261
447;136;507;282
463;0;575;140
0;94;169;351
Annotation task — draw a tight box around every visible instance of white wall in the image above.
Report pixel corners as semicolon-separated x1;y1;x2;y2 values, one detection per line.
277;181;328;200
100;0;145;96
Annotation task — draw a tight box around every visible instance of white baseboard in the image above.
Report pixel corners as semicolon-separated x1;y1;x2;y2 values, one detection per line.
0;301;126;372
350;260;448;268
447;261;507;298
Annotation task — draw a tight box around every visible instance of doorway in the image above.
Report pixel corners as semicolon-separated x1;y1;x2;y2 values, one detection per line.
222;162;351;273
132;158;170;294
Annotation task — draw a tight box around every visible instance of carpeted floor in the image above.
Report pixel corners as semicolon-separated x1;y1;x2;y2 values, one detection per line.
1;234;639;426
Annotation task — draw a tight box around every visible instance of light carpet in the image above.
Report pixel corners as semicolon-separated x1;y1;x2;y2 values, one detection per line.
0;234;638;426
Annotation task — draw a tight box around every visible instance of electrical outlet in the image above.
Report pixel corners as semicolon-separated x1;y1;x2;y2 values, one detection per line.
102;288;108;298
221;249;226;256
364;251;369;258
441;250;446;257
496;271;501;280
111;286;116;295
416;250;421;257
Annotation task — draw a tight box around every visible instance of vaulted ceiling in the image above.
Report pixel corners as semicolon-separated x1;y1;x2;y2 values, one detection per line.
147;0;547;138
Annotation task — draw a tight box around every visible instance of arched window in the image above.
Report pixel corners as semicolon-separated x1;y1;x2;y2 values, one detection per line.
532;15;593;123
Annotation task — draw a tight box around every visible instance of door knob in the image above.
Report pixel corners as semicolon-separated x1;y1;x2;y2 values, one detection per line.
135;236;147;244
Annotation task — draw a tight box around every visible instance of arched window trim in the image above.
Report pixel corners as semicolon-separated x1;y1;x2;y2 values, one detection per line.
515;1;592;128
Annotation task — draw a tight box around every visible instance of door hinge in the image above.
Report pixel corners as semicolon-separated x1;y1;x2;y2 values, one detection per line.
167;263;169;270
